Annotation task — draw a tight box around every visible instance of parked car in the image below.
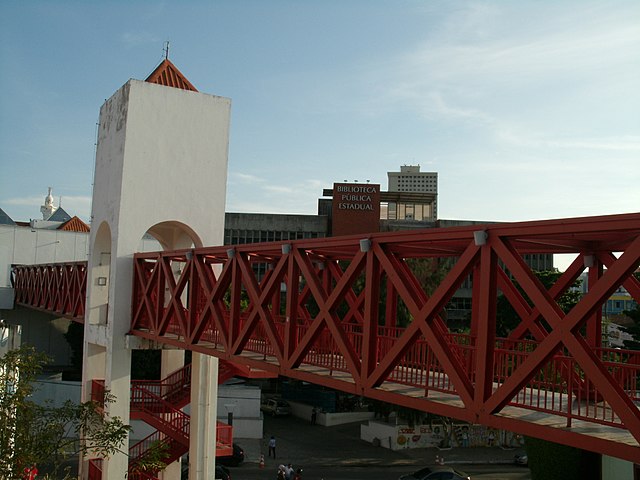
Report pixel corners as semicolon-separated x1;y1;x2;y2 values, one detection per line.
514;454;528;466
217;443;245;467
399;465;471;480
260;398;292;416
181;457;232;480
215;464;231;480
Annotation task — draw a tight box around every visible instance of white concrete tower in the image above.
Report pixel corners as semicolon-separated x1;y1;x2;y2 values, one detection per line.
81;60;230;479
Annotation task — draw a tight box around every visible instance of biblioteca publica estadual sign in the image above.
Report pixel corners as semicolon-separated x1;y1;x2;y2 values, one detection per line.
336;184;378;210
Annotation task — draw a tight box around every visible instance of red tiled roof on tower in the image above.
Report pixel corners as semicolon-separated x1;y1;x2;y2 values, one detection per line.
145;59;198;92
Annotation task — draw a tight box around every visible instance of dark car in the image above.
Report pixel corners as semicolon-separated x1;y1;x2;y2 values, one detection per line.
514;454;528;466
217;443;245;467
399;465;471;480
181;458;231;480
215;464;231;480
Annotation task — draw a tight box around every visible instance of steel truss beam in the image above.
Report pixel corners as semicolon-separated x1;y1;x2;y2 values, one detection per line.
12;213;640;462
126;213;640;462
12;261;86;321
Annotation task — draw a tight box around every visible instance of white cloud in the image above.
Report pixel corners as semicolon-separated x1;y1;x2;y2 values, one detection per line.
226;178;329;215
370;4;639;123
228;172;267;185
263;185;295;194
5;195;44;207
497;128;640;152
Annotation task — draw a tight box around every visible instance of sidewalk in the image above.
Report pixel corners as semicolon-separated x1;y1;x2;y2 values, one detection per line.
397;444;526;466
246;414;526;470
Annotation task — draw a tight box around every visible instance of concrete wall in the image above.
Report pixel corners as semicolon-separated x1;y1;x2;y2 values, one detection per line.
360;420;447;450
217;384;263;439
289;400;374;427
31;378;81;407
0;223;160;309
1;308;73;366
0;224;91;287
602;455;634;480
225;213;327;234
91;79;230;251
361;421;398;449
0;287;14;310
360;420;501;451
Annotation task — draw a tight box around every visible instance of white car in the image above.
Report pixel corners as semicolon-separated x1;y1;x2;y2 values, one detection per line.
260;398;292;416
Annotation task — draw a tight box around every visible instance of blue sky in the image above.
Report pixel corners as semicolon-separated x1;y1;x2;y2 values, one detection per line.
1;1;638;226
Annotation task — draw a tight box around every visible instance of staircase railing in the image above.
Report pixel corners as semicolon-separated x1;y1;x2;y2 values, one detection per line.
133;363;192;407
130;384;190;444
89;362;233;479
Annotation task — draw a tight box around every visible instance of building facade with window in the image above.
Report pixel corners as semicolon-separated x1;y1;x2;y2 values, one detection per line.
387;164;438;220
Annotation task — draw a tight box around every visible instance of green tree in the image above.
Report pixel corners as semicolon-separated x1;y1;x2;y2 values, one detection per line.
395;258;449;327
0;345;131;479
496;269;582;337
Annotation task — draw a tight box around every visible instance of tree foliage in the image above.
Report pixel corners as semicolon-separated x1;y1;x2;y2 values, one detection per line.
496;269;582;337
0;345;131;479
395;258;449;327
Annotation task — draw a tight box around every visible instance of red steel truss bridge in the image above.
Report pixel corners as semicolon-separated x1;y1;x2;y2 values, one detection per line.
12;213;640;463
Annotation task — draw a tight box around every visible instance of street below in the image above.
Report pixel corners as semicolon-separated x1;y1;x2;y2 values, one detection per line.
227;413;531;480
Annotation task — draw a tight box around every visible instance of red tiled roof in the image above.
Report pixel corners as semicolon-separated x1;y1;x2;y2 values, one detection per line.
58;216;90;233
145;59;198;92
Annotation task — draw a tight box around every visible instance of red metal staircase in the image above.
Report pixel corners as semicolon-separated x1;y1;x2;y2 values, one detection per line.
89;362;234;479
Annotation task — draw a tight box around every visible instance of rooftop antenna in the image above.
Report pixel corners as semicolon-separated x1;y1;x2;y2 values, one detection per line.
163;41;170;60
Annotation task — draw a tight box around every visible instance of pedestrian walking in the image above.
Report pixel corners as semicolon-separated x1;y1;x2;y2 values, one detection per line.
311;407;317;425
268;435;277;458
487;430;495;447
277;465;286;480
285;463;294;480
461;430;469;448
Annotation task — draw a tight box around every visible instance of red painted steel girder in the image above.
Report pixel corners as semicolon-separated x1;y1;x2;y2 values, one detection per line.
10;213;640;462
128;213;640;462
12;261;87;321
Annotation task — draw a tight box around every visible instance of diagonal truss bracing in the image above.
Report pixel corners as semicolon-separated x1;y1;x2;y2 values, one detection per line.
11;213;640;463
12;261;86;321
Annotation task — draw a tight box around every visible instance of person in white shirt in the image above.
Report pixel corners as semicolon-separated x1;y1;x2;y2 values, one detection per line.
268;435;277;458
